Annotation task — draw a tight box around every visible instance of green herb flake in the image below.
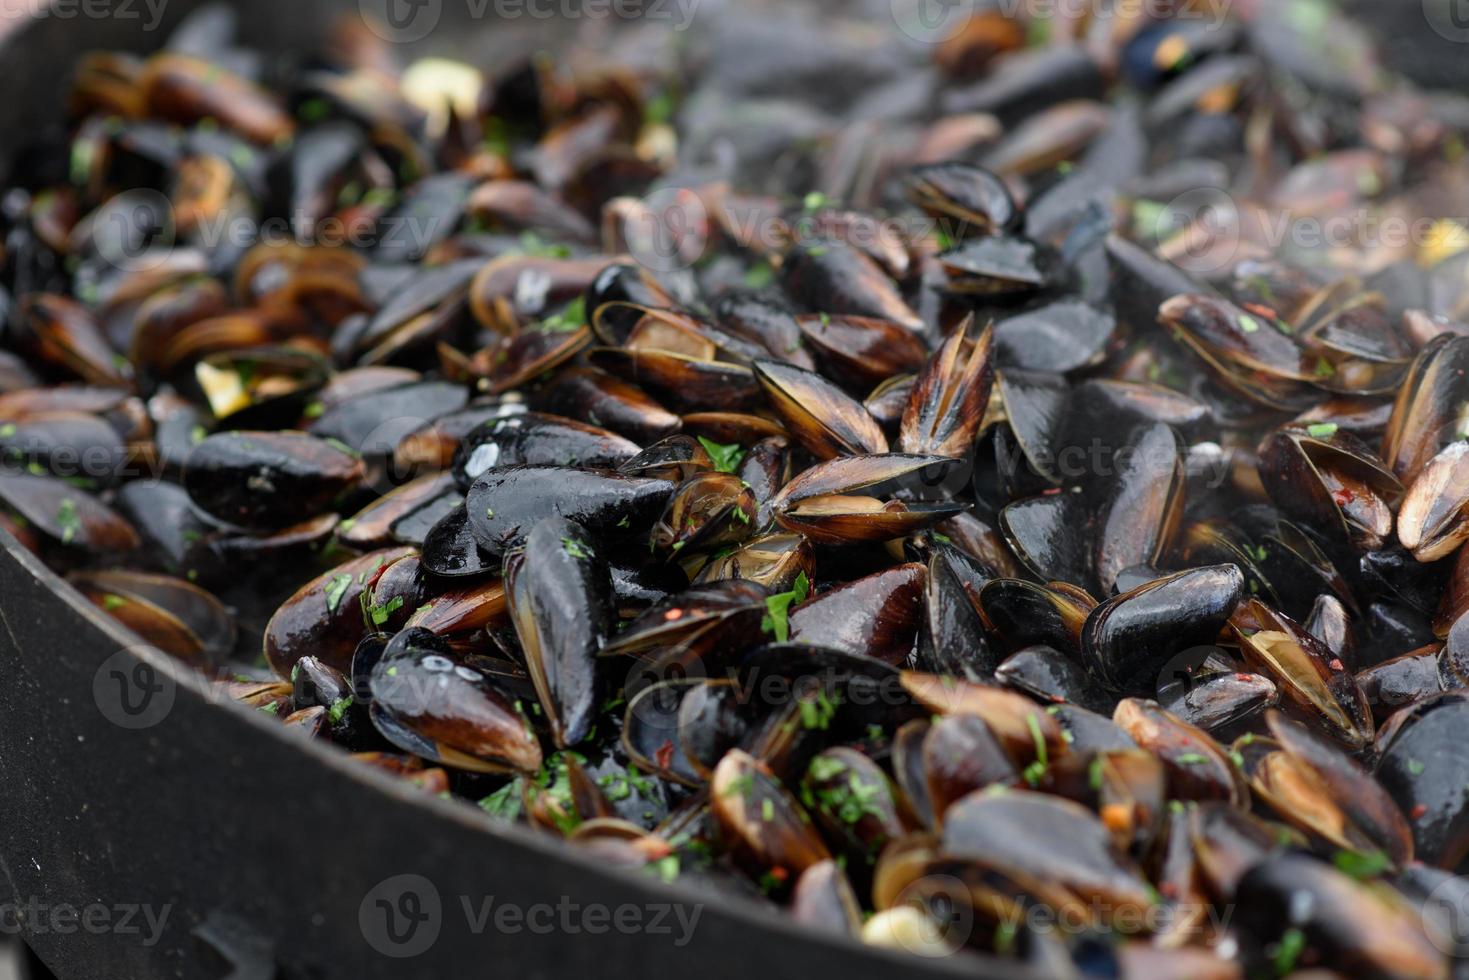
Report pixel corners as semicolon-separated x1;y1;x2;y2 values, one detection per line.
648;854;679;883
1238;314;1261;334
696;436;746;474
0;424;15;438
1273;927;1307;977
562;536;593;560
743;261;775;289
761;798;775;822
328;696;355;725
323;573;353;614
1021;712;1049;787
479;780;524;821
1176;752;1209;766
540;295;586;332
1332;848;1389;880
55;498;81;545
1306;422;1338;440
369;595;405;626
1407;758;1426;776
101;593;127;611
760;571;811;642
802;191;828;212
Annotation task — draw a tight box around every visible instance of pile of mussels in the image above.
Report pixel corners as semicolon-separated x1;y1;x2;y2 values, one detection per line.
3;0;1469;974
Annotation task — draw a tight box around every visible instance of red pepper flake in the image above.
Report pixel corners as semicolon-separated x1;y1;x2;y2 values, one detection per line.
768;866;788;882
1411;803;1428;820
655;739;675;770
1328;659;1344;672
1333;488;1354;506
1235;673;1253;682
663;608;684;622
1041;487;1062;496
1159;882;1181;900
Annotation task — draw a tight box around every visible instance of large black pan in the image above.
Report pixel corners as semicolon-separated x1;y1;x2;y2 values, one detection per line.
0;5;1034;977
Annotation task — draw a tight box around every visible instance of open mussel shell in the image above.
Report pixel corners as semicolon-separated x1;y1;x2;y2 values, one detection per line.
339;471;456;550
617;435;712;484
1375;692;1469;869
1382;334;1469;484
649;472;756;559
977;578;1093;657
1230;598;1375;751
941;790;1155;931
182;430;364;530
368;628;542;774
710;749;830;883
899;318;995;459
504;517;614;749
1397;442;1469;563
900;672;1065;764
584;263;678;346
1232;854;1445;979
600;579;767;665
1256;424;1404;552
463;465;673;559
794;314;927;395
693;533;812;592
1243;711;1414;866
906;162;1019;237
586;347;761;416
72;569;234;667
770;454;962;546
1083;565;1245;695
752;359;888;460
619;679;706;788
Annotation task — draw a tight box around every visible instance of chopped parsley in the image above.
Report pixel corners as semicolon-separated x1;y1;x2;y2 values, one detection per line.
761;571;810;642
323;573;353;614
696;437;745;474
